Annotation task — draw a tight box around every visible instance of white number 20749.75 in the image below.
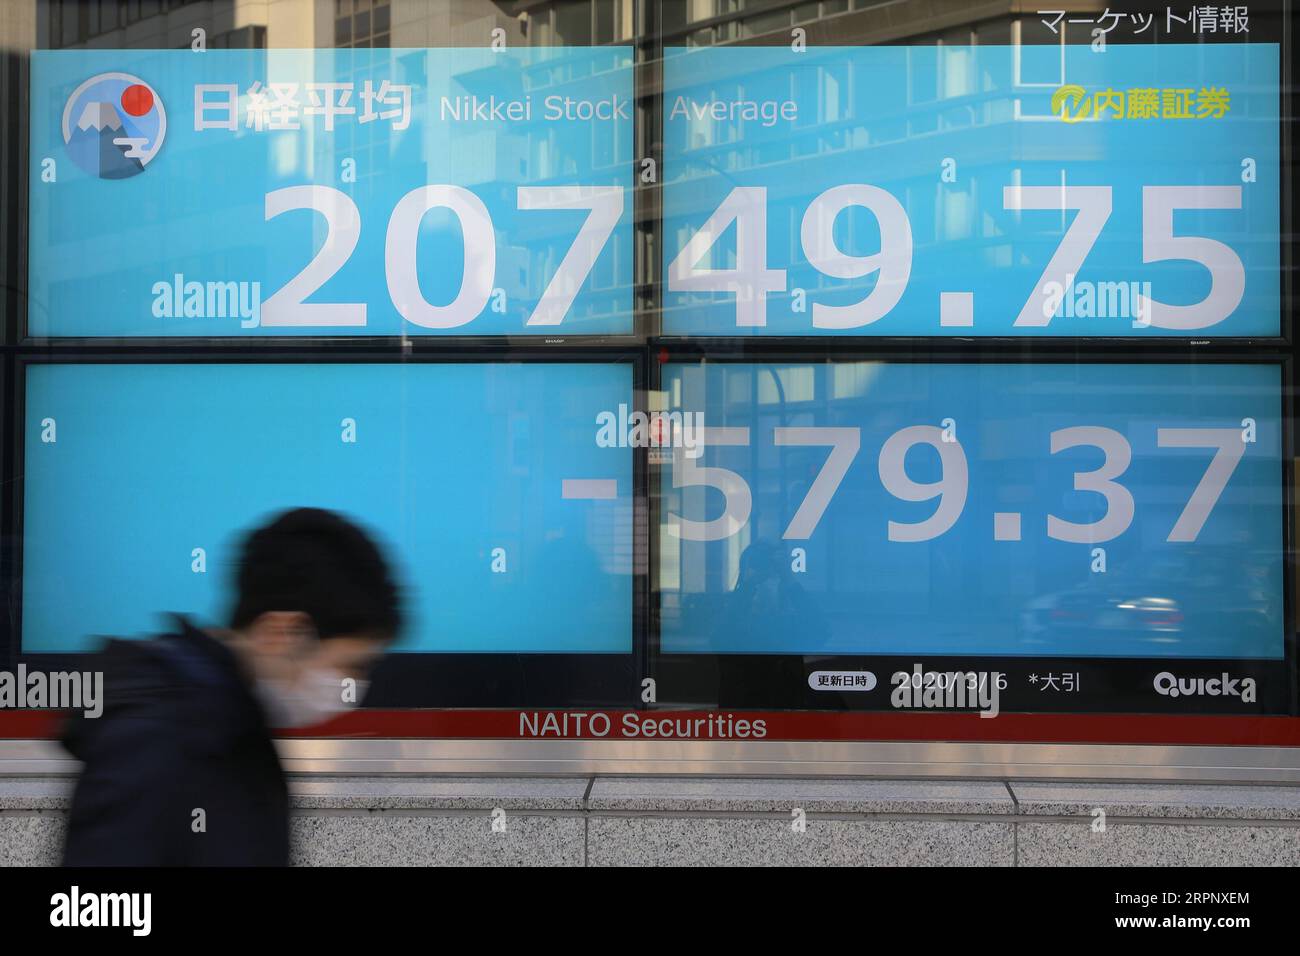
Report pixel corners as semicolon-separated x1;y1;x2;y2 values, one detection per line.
668;184;1244;332
260;184;624;330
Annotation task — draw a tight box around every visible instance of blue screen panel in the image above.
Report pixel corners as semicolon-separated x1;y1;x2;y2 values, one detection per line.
662;44;1279;337
23;362;633;653
659;362;1283;658
29;48;633;337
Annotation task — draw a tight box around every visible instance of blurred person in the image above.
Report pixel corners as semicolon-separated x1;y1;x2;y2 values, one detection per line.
61;508;403;866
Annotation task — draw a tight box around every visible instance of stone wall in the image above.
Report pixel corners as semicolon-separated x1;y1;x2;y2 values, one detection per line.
4;777;1300;866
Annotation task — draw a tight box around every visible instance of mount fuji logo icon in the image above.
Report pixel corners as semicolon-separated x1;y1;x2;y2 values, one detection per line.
62;72;166;179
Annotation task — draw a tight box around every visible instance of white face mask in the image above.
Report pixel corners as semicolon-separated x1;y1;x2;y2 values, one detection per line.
256;667;368;729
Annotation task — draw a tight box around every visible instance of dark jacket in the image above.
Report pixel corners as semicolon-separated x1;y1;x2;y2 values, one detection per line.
61;617;289;866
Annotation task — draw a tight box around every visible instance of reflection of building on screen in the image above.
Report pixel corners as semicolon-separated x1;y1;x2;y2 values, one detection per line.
659;361;1284;660
5;0;1292;718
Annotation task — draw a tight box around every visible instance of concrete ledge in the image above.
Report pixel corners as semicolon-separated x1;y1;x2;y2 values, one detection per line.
4;776;1300;866
1010;783;1300;820
0;777;71;810
289;815;584;867
287;778;592;865
289;776;589;811
587;777;1015;815
1017;822;1300;866
587;817;1013;866
0;815;64;866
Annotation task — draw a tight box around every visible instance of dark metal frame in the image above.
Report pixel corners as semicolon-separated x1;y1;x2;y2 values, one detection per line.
643;346;1296;717
3;347;651;710
0;0;1295;745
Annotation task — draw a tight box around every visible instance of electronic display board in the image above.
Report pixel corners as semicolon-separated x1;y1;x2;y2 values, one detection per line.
655;360;1288;714
662;44;1280;337
4;21;1296;751
21;361;634;657
27;48;634;337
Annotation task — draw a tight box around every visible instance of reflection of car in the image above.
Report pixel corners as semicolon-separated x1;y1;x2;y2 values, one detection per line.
1019;550;1280;653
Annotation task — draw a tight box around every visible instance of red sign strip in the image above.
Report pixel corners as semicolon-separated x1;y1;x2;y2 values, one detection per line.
6;709;1300;746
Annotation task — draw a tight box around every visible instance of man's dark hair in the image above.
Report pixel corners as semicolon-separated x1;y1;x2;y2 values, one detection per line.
230;508;403;640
